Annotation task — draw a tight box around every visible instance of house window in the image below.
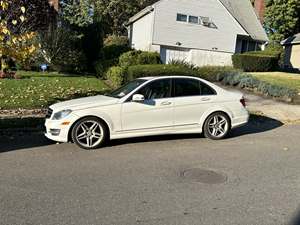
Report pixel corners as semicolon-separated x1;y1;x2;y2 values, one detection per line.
188;16;199;24
177;14;188;22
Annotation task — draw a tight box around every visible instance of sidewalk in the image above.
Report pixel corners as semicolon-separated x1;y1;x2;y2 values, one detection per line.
226;87;300;124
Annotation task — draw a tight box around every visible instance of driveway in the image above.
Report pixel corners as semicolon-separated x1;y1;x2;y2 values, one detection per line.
1;120;300;225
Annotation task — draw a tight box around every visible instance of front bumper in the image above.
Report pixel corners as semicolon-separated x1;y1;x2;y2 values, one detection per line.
44;114;80;143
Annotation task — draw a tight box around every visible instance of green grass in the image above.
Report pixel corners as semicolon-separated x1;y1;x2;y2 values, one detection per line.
0;71;110;110
251;72;300;91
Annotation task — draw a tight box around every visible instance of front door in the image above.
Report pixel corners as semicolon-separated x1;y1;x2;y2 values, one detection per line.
121;79;173;131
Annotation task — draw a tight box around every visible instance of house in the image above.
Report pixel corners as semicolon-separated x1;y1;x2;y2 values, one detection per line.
126;0;269;67
281;33;300;70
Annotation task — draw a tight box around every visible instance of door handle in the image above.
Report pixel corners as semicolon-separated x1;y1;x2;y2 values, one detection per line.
161;101;172;106
201;97;211;102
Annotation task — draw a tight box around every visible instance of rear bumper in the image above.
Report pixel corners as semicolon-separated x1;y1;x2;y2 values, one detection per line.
231;113;250;129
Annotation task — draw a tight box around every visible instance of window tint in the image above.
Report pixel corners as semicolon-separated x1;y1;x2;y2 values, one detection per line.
137;79;171;100
177;13;187;22
200;82;216;95
174;78;201;97
189;16;199;24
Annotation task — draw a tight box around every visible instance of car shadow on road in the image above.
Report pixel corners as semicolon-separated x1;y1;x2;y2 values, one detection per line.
0;115;283;153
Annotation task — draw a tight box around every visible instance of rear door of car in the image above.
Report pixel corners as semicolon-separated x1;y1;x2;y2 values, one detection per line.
172;78;217;127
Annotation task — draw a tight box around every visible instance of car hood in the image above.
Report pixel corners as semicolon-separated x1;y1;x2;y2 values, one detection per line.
50;95;119;111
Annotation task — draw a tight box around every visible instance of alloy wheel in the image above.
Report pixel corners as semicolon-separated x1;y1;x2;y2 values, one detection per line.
75;120;104;148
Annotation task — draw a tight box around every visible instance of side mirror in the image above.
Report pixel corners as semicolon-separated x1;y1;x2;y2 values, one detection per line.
132;94;145;102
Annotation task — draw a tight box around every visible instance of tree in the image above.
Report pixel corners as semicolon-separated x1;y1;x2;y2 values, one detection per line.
0;0;39;72
265;0;300;42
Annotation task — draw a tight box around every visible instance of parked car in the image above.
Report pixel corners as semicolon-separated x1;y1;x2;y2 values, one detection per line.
45;76;249;150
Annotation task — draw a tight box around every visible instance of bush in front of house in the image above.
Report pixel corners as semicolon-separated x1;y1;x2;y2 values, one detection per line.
105;66;127;87
126;64;198;82
197;66;241;82
232;53;278;72
119;51;161;67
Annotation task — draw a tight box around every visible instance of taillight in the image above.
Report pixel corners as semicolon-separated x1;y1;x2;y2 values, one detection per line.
240;98;246;107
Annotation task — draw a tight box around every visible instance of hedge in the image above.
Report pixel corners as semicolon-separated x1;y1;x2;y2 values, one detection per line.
119;51;161;67
105;66;127;88
232;54;278;72
126;64;198;82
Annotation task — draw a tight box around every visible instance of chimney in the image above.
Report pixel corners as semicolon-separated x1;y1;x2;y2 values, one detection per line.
254;0;265;24
49;0;59;11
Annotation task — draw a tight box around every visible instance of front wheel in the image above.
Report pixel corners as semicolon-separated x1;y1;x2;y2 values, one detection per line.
203;112;231;140
71;117;108;150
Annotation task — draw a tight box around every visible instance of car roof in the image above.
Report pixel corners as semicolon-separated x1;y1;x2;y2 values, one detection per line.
138;76;203;81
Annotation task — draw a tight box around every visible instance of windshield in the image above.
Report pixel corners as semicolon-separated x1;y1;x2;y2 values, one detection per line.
107;79;147;99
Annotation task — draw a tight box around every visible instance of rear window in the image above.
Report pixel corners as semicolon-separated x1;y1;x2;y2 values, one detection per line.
174;78;216;97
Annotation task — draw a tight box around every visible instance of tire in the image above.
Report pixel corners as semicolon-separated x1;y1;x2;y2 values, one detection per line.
203;112;231;140
71;117;108;150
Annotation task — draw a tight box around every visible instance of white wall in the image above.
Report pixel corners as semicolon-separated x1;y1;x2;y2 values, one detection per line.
190;49;233;66
130;12;154;51
152;0;247;53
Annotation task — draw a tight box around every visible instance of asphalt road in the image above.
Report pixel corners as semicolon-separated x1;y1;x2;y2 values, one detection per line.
1;118;300;225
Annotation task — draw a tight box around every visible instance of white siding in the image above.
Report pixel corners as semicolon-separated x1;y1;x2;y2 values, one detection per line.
190;49;233;66
130;12;154;51
152;0;247;53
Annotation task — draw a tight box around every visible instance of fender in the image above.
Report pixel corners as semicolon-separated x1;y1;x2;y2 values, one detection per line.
73;110;115;132
199;105;234;129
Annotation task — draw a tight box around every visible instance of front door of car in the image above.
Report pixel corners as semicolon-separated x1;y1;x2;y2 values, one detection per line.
173;78;217;126
121;79;173;131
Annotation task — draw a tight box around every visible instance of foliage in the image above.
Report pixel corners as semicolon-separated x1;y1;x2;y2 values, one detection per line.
61;0;94;27
126;64;198;82
119;51;161;67
232;53;278;72
38;28;88;73
104;35;128;46
105;66;126;87
93;0;158;35
0;71;109;109
265;0;300;42
0;1;39;72
197;66;241;82
168;59;197;70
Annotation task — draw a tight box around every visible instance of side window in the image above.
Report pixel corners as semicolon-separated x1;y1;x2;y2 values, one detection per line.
174;78;201;97
137;79;171;100
200;82;216;96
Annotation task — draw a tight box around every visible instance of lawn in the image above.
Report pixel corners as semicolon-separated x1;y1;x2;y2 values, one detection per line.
0;71;110;110
251;72;300;92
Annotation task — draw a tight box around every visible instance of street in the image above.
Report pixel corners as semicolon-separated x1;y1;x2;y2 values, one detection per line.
1;118;300;225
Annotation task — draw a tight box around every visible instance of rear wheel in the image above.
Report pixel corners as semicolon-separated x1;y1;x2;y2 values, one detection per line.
71;117;108;150
203;112;231;140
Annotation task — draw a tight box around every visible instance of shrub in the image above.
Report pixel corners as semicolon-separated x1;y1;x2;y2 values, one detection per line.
197;66;240;82
104;35;128;47
103;44;131;61
105;66;127;87
119;51;161;67
126;64;198;82
168;59;197;70
232;54;278;72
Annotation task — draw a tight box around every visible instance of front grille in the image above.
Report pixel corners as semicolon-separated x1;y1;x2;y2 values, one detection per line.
46;108;53;119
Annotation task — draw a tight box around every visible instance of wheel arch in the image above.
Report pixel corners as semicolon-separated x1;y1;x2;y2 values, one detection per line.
67;115;111;142
200;108;233;132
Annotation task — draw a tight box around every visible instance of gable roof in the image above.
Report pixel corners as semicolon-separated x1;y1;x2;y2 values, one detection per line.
127;0;269;43
219;0;268;42
281;33;300;45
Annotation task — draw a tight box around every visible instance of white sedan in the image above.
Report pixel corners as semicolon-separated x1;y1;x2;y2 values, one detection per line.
45;76;249;150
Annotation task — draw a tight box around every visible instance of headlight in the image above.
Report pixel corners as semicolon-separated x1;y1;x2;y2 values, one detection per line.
52;109;72;120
